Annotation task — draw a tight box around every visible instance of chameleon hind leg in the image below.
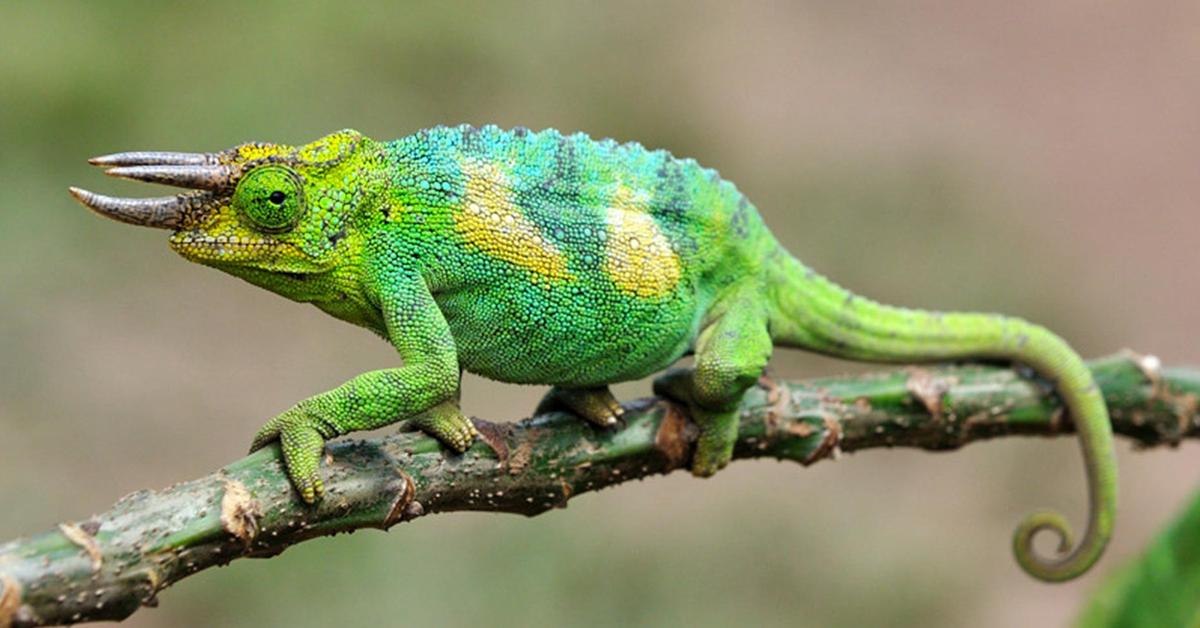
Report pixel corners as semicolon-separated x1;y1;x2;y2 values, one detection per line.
536;386;625;426
654;297;772;476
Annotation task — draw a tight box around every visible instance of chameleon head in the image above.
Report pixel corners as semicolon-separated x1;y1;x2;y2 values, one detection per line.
70;129;384;278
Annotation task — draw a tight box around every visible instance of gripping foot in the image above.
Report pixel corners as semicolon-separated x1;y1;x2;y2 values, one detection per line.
653;369;740;477
408;400;478;452
536;386;625;427
251;399;476;504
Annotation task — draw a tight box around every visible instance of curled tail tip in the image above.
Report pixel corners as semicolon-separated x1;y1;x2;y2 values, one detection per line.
1011;509;1109;583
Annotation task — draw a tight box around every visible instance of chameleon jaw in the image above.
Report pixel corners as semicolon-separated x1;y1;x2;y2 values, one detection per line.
169;231;287;264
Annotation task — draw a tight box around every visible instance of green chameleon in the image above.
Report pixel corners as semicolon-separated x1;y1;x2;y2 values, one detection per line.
71;125;1115;582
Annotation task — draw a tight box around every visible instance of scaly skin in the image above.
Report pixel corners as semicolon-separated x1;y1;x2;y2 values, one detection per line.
71;125;1116;582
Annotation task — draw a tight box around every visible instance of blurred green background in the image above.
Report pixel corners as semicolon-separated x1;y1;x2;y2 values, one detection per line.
2;2;1198;626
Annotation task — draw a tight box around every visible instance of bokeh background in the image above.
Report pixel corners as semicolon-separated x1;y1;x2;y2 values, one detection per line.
2;2;1198;626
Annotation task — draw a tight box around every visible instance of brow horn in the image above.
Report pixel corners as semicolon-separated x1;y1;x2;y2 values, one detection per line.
88;151;217;167
68;187;193;229
103;165;236;191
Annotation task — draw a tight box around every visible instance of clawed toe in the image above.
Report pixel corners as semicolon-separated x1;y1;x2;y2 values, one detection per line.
538;386;624;427
445;422;477;452
295;474;325;504
411;401;477;453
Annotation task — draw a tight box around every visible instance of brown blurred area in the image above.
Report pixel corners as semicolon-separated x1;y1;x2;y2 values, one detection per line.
1;2;1197;626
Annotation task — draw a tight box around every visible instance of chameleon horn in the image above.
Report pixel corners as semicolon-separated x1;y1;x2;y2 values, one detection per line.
103;165;236;191
68;187;190;229
88;151;217;167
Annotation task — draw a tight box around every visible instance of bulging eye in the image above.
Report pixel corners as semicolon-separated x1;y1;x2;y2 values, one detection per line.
233;166;305;232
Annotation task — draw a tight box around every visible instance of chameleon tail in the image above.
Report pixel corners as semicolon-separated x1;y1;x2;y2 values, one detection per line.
764;248;1116;582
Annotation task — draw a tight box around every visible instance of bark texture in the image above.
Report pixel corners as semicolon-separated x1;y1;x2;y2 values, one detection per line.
0;353;1196;627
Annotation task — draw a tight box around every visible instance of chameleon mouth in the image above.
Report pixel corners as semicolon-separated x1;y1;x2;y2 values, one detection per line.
169;231;287;263
69;150;234;230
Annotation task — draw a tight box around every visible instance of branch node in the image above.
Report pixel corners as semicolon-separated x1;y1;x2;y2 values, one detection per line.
759;374;791;432
800;414;843;465
56;523;102;573
139;568;162;608
653;403;696;468
219;480;261;547
1123;348;1163;386
471;418;511;465
1128;351;1199;443
508;441;533;475
384;469;418;528
905;367;957;421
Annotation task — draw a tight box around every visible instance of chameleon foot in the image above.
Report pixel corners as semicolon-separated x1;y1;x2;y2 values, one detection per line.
251;399;477;503
249;403;336;504
408;400;477;452
536;386;625;427
688;407;739;477
653;368;741;477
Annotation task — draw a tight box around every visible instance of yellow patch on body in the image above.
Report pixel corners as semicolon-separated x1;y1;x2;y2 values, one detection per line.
456;159;572;282
603;185;682;297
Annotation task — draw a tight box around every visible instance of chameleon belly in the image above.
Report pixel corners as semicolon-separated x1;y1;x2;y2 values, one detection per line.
437;274;705;386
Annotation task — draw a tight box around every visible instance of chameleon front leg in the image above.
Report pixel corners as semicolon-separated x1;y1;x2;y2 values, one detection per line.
536;386;625;427
654;295;772;476
249;281;474;503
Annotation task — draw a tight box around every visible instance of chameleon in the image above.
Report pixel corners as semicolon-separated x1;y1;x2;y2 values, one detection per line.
70;125;1115;582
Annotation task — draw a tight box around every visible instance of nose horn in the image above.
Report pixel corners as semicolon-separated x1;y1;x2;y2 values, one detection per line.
68;187;192;230
104;165;236;191
88;151;217;167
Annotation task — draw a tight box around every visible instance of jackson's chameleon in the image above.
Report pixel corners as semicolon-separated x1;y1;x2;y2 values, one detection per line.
71;126;1115;582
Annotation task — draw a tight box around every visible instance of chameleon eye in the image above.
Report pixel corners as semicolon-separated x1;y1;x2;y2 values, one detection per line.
233;166;306;233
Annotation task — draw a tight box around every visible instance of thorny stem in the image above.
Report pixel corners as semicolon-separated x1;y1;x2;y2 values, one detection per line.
0;353;1197;627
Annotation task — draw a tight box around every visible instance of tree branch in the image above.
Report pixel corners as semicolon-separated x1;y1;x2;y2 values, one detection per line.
1;353;1197;627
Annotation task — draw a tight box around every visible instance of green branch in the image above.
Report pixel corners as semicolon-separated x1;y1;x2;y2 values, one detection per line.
0;353;1196;627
